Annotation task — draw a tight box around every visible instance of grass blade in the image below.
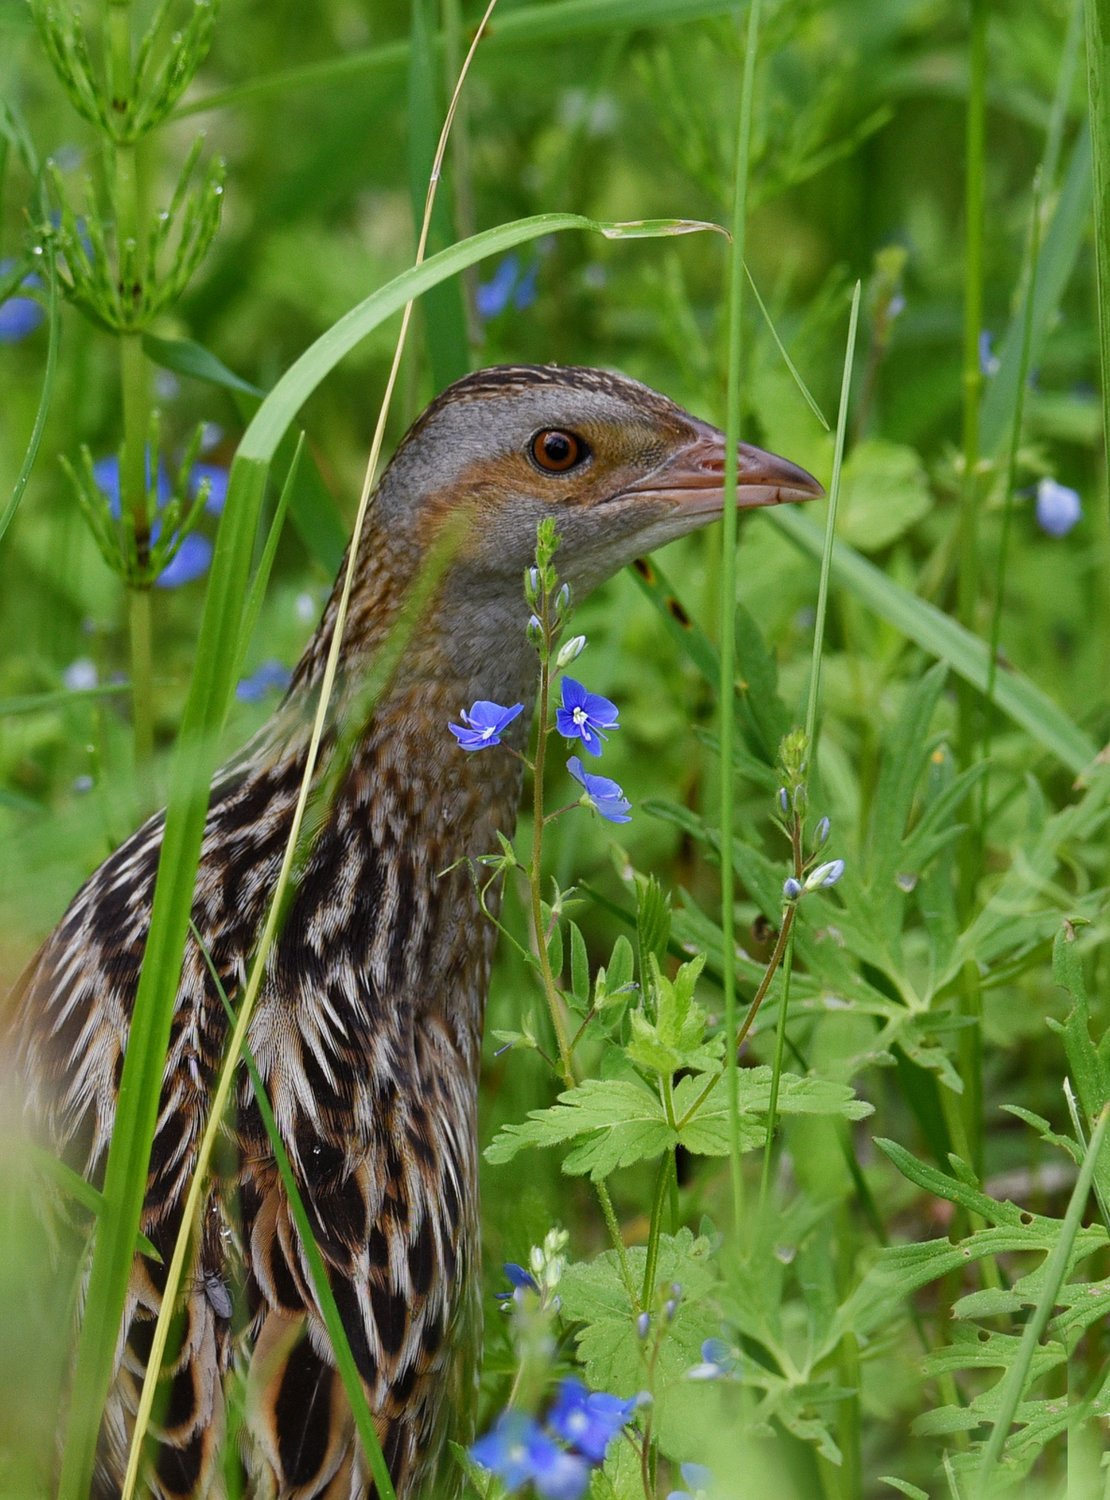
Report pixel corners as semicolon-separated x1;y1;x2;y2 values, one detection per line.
767;507;1098;776
1;242;59;547
974;1105;1110;1495
719;0;763;1239
1085;0;1110;500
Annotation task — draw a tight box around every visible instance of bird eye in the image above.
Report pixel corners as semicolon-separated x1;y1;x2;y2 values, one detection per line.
530;429;588;474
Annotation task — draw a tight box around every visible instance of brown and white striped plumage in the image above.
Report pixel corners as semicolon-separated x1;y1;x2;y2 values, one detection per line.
7;365;820;1498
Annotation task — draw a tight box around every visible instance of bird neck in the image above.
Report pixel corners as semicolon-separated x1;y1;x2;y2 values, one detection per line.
257;514;538;1062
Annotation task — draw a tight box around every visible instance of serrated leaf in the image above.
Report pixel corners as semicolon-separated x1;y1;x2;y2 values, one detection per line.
560;1229;719;1453
485;1078;671;1179
635;875;671;976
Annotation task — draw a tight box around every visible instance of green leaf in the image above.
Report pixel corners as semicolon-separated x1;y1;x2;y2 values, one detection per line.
836;439;932;552
768;507;1098;775
569;921;590;1010
485;1078;672;1179
559;1228;719;1424
626;955;718;1079
141;331;265;396
635;874;671;977
594;934;636;1010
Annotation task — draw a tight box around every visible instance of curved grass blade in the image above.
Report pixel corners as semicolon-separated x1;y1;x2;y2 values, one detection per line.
1;242;59;547
768;507;1098;776
239;212;720;463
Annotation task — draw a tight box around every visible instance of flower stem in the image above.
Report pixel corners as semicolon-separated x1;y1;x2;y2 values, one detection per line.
107;0;157;800
529;634;574;1085
595;1177;637;1308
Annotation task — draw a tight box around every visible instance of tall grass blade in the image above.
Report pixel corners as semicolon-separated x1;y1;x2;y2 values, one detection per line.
768;508;1098;776
719;0;763;1238
974;1105;1110;1495
1;242;59;546
804;281;859;749
1084;0;1110;499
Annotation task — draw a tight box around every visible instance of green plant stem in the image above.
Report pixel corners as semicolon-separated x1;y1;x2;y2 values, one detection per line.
595;1178;637;1307
108;0;157;796
641;1147;674;1306
759;936;794;1204
975;1106;1110;1496
1086;0;1110;509
979;177;1042;833
719;0;763;1243
529;642;575;1085
955;0;989;1180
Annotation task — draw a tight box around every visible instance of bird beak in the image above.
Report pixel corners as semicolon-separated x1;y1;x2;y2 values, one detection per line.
620;423;824;515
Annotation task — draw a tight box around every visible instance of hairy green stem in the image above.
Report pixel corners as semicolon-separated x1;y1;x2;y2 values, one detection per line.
529;641;575;1085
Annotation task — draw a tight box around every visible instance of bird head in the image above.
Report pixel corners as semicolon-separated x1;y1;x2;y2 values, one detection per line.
374;364;822;599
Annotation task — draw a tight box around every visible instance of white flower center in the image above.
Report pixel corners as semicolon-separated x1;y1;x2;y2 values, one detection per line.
572;707;589;726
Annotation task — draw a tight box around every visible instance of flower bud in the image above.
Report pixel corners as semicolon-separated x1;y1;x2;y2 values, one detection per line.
777;787;789;815
637;1311;651;1339
805;858;845;891
783;877;803;902
814;816;830;846
554;582;571;614
663;1298;678;1323
554;634;586;670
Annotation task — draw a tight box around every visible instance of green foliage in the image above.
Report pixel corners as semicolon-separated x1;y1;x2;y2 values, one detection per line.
4;0;1110;1496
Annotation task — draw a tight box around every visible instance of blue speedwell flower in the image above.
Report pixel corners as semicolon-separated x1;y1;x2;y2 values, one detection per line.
567;756;632;823
470;1411;590;1500
496;1262;540;1302
236;661;292;703
449;700;524;751
667;1461;714;1500
556;678;619;756
1035;477;1082;537
476;253;540;320
547;1378;636;1463
0;259;43;342
93;452;228;588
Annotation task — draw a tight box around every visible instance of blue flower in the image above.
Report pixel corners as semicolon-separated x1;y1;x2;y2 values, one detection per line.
556;678;620;756
449;700;524;751
93;451;216;587
567;757;631;823
496;1262;540;1301
686;1337;741;1381
189;461;229;515
667;1461;714;1500
236;661;292;702
1035;477;1082;537
476;253;540;319
548;1378;636;1463
978;330;1000;377
0;260;43;342
470;1411;590;1499
156;533;212;588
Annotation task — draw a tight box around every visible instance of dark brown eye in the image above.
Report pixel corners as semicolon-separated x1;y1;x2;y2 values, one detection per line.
530;429;588;473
